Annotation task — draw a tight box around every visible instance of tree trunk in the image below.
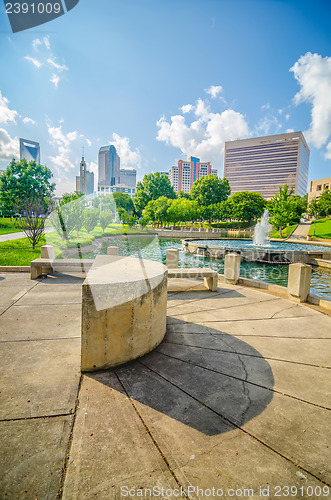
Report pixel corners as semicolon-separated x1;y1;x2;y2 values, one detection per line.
279;226;282;238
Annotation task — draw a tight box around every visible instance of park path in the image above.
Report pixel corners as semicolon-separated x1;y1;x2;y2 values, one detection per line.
0;272;330;498
287;221;311;240
0;227;54;243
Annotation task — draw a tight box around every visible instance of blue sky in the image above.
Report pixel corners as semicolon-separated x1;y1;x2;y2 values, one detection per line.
0;0;330;195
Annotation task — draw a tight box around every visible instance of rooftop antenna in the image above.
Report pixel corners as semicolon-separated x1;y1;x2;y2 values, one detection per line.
82;145;85;160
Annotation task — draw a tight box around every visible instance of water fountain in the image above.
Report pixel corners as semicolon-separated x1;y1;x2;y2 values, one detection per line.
253;209;270;247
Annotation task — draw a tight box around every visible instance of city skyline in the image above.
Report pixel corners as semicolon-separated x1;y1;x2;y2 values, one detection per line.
0;0;330;195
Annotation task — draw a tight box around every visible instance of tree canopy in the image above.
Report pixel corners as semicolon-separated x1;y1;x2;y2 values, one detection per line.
0;159;55;215
190;175;231;207
134;172;176;214
268;184;300;237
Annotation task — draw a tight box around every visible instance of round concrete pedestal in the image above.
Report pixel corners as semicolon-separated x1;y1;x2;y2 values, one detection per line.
81;255;167;372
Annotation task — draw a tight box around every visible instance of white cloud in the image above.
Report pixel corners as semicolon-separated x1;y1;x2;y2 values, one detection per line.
325;142;331;160
278;108;283;115
255;114;282;135
0;91;18;124
110;133;141;169
261;103;270;110
50;74;60;87
47;58;68;72
156;97;250;168
286;128;295;133
22;117;36;125
24;55;42;68
290;52;331;149
47;124;79;173
206;85;223;99
285;114;290;121
33;36;50;51
0;128;19;162
181;104;193;114
86;138;92;147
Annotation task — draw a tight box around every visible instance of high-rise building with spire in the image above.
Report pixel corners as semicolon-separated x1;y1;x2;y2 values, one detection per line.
19;138;40;164
76;155;94;195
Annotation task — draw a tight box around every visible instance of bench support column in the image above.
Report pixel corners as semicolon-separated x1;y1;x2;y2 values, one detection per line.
224;253;241;284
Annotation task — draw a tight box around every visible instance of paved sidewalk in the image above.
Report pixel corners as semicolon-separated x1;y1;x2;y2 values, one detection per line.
287;222;311;240
0;227;54;243
0;273;330;499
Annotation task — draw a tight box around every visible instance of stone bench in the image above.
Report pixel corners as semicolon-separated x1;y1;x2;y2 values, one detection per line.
30;258;93;279
167;267;218;291
81;255;167;371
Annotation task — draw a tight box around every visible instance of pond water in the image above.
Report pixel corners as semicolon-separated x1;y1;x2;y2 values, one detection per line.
189;239;331;252
82;235;331;299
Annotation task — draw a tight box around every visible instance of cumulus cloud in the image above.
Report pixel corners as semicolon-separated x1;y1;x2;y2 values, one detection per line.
25;35;68;87
48;123;79;173
47;58;68;72
0;91;18;124
261;103;270;110
206;85;223;99
110;133;141;169
50;74;60;87
156;96;250;168
24;55;43;68
325;142;331;160
22;117;36;125
181;104;193;114
255;114;282;135
0;128;19;162
290;52;331;149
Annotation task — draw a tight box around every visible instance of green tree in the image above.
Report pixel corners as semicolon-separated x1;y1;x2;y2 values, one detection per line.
0;159;55;248
190;175;231;207
226;191;266;228
134;173;176;214
83;208;99;233
99;210;113;232
318;188;331;216
144;196;170;227
52;194;87;239
113;192;134;214
167;198;199;224
0;159;55;216
268;185;298;237
308;198;320;236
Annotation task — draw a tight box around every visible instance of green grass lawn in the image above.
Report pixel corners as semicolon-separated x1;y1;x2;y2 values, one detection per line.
0;223;153;266
0;227;23;235
269;224;297;239
308;217;331;239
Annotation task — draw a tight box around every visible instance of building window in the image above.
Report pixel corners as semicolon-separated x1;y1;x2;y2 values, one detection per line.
316;185;322;191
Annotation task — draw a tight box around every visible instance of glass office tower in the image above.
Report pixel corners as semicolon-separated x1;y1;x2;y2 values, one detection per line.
223;132;309;199
19;138;40;164
98;145;120;187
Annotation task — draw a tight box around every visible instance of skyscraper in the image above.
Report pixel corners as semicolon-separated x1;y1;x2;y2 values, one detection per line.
98;145;120;187
169;156;217;193
19;138;40;164
120;168;136;188
76;155;94;195
223;131;309;199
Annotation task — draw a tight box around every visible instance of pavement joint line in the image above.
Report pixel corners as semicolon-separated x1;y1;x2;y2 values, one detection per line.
57;371;83;499
0;336;81;343
171;314;319;323
155;351;331;411
13;302;82;307
167;297;282;315
167;331;331;340
114;370;190;498
0;280;39;317
137;359;331;487
167;292;278;310
164;340;331;370
0;412;75;423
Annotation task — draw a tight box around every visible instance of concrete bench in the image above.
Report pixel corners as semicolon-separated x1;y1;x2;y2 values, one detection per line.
81;255;167;371
30;258;93;279
167;267;218;291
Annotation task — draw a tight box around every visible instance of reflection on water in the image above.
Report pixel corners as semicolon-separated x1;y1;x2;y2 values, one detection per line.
82;236;331;299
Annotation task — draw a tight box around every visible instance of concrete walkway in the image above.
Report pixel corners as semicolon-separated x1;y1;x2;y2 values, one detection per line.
287;222;311;240
0;273;330;499
0;227;55;243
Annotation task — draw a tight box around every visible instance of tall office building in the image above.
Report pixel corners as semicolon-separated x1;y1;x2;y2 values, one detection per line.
98;145;120;187
223;131;309;199
19;138;40;164
76;156;94;195
120;168;136;188
169;156;217;193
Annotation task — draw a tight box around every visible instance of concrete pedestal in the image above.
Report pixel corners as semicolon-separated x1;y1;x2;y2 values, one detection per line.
40;245;55;260
81;255;167;372
166;248;179;268
224;253;241;284
288;262;312;303
107;246;119;255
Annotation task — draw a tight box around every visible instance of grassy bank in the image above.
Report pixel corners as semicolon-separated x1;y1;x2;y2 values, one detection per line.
269;224;297;239
0;224;154;266
309;217;331;239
